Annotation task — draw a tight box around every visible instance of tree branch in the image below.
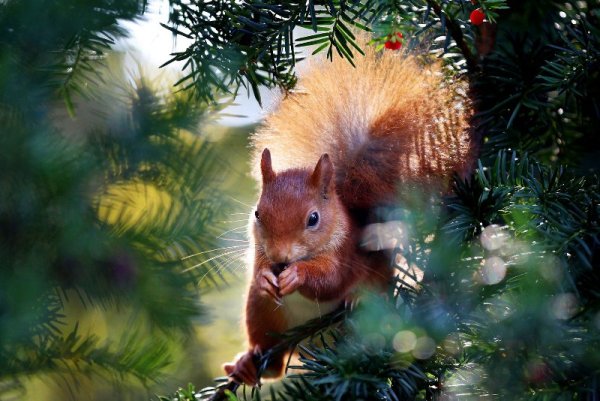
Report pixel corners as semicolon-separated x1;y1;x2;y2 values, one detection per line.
426;0;478;72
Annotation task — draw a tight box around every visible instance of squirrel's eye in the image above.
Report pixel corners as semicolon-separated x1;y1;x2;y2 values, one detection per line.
255;210;260;221
307;211;319;227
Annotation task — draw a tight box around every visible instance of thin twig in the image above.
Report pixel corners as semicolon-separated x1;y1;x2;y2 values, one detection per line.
426;0;478;72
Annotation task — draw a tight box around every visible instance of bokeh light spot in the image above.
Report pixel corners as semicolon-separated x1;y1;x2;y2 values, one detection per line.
480;256;506;285
480;224;509;251
412;336;436;359
551;293;578;320
393;330;417;353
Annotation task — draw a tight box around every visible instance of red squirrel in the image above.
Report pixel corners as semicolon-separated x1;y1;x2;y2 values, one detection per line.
224;39;475;386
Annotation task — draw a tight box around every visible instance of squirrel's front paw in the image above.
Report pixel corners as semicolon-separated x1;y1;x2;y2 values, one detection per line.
258;269;281;303
279;264;305;296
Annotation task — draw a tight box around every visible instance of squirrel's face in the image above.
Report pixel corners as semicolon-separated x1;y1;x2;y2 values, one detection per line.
252;149;347;265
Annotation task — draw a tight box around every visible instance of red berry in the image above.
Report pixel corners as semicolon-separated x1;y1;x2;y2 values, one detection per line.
470;8;485;25
384;32;403;50
384;41;401;50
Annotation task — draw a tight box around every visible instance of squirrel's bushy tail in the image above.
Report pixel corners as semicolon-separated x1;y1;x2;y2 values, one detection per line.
251;38;475;210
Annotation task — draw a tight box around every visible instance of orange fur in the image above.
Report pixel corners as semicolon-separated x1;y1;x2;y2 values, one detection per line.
226;39;475;386
252;40;474;208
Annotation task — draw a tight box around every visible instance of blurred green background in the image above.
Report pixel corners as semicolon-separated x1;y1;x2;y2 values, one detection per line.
0;0;260;399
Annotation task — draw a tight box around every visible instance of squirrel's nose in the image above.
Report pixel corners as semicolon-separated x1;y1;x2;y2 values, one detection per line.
269;254;291;265
267;242;294;265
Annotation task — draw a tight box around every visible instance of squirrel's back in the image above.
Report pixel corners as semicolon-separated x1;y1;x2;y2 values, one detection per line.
251;39;475;210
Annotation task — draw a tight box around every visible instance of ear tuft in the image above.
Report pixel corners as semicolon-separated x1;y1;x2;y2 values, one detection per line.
261;148;275;184
310;154;334;198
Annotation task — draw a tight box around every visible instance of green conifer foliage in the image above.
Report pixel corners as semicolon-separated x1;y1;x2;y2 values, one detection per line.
1;0;600;400
0;1;234;398
158;0;600;400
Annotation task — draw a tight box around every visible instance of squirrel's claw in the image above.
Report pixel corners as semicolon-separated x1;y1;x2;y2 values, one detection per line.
278;264;303;296
258;269;282;303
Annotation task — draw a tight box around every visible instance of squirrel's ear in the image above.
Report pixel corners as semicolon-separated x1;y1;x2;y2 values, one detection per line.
261;148;275;184
311;154;334;198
